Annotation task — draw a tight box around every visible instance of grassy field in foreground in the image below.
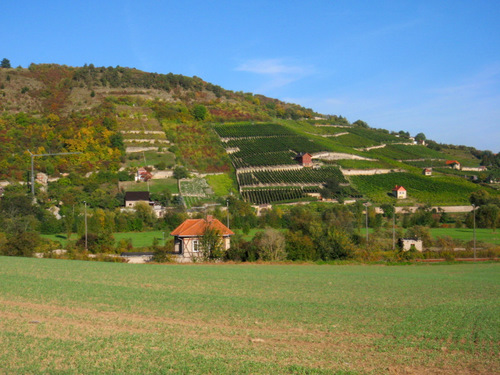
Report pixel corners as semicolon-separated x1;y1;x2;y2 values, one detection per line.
0;257;498;374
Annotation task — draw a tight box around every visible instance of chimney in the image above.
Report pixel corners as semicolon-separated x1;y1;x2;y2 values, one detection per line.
206;215;213;223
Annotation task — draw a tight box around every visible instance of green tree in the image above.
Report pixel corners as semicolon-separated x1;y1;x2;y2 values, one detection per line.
109;132;124;151
285;231;316;261
1;58;11;68
134;202;156;229
192;104;208;121
353;119;369;128
415;133;426;142
64;209;75;241
2;231;40;257
200;226;224;261
476;204;500;231
380;204;395;218
254;228;286;261
173;166;189;180
316;228;356;260
470;189;490;206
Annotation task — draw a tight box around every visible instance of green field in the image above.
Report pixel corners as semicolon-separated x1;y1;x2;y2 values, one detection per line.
124;151;175;168
42;231;167;248
0;257;498;374
120;178;179;194
430;228;500;245
205;173;237;196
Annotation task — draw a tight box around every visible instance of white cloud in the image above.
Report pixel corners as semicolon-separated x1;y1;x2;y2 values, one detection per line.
236;59;308;75
235;58;313;92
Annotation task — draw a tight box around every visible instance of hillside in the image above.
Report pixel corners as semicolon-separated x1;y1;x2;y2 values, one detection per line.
0;63;498;208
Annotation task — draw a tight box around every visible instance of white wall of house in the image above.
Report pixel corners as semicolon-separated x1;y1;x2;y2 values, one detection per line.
174;236;231;262
401;239;423;251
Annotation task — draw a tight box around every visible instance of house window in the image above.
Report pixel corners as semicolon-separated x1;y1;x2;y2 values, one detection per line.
192;239;200;252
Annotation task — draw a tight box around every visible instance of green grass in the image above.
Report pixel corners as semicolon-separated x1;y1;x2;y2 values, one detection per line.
120;178;179;194
333;159;394;169
233;228;287;241
430;228;500;245
205;173;237;196
114;231;168;247
180;177;211;196
0;258;498;374
124;151;175;168
42;231;167;248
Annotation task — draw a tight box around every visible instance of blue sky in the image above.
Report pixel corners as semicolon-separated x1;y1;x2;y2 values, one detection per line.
3;0;499;152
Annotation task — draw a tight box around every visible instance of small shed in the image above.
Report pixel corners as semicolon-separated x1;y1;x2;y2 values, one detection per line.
124;191;151;207
296;152;313;167
422;168;432;176
398;238;423;252
392;185;407;199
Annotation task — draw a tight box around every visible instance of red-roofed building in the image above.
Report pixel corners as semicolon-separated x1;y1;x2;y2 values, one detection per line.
135;167;152;182
446;160;461;170
296;152;313;167
170;215;234;262
392;185;407;199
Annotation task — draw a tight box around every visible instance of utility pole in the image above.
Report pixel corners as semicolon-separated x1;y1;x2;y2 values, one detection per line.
392;206;396;251
84;201;88;252
28;150;81;197
472;204;476;260
363;202;370;245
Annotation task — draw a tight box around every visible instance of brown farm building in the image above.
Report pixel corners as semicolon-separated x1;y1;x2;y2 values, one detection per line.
296;152;313;167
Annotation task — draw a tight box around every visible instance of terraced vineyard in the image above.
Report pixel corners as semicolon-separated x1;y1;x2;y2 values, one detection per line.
214;122;334;169
225;135;329;167
331;158;395;169
213;122;296;138
238;166;346;186
213;121;496;206
350;172;489;204
366;144;448;160
230;151;297;169
347;127;402;144
329;133;377;148
241;187;318;204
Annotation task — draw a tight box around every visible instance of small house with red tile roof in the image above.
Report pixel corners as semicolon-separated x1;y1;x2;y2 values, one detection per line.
170;215;234;262
446;160;461;170
135;167;152;182
392;185;407;199
422;168;432;176
296;152;313;167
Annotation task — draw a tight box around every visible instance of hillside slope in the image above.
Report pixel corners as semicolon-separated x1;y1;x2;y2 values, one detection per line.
0;63;498;206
